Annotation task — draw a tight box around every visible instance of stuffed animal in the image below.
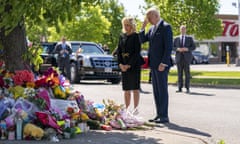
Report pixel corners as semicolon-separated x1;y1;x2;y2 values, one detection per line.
23;123;44;140
44;128;59;142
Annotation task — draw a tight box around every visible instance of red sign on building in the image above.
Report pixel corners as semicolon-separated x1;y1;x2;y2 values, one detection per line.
222;20;239;37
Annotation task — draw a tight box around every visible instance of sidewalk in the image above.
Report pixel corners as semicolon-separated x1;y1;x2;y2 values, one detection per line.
180;63;240;71
70;127;212;144
2;126;213;144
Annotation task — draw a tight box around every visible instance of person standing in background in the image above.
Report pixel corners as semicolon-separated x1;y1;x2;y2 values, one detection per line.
173;25;196;93
139;7;173;123
117;17;142;115
53;36;72;81
102;44;110;54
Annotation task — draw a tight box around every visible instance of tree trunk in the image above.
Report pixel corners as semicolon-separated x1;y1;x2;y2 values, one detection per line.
0;22;30;72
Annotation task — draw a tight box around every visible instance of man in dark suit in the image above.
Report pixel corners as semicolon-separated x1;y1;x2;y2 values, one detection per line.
139;7;173;123
54;36;72;81
173;25;196;93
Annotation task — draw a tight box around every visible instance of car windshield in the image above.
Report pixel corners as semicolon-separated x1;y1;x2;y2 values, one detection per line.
42;46;49;54
71;43;104;55
42;43;56;54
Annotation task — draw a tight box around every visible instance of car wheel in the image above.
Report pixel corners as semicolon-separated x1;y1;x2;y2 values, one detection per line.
192;59;197;64
70;63;80;83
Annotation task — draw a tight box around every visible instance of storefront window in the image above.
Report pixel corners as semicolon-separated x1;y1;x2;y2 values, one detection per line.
195;42;210;56
210;43;218;57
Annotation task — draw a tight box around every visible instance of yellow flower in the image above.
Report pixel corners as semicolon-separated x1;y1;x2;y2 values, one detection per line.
53;86;66;99
26;82;35;88
9;85;26;99
65;87;70;95
80;112;89;121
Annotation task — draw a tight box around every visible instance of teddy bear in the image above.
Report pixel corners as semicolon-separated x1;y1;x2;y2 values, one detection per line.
44;128;59;142
23;123;44;140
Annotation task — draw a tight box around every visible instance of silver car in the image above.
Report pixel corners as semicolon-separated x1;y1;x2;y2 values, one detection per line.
192;51;209;64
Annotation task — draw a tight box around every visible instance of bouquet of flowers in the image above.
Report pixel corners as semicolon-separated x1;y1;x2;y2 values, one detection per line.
12;70;34;86
35;68;60;88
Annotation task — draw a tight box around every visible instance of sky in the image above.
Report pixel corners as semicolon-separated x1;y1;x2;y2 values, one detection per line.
118;0;238;21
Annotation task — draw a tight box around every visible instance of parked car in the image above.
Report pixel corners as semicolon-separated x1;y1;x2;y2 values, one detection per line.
141;50;176;68
69;41;121;84
171;51;176;64
191;51;209;64
39;42;57;72
141;50;149;69
39;41;121;84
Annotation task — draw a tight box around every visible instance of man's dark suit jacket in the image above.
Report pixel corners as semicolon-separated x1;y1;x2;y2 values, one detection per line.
139;20;173;69
139;20;173;120
173;36;196;64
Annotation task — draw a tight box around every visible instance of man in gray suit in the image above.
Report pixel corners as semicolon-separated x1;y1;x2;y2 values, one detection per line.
173;25;196;93
139;7;173;123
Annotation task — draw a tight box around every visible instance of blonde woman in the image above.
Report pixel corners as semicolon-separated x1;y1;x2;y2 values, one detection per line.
117;17;142;115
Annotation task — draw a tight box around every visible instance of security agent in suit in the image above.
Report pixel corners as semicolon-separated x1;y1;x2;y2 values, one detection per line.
173;25;196;93
53;37;72;80
139;7;173;124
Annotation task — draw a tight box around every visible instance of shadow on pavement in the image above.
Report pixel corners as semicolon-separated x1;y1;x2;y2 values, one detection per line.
163;122;211;137
140;89;152;94
80;130;161;144
3;130;161;144
189;92;215;96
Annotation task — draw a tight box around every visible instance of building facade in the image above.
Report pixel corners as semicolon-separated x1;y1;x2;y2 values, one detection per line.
202;14;239;64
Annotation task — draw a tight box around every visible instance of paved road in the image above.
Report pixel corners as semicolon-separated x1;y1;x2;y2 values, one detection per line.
3;64;238;144
75;64;240;144
72;78;240;144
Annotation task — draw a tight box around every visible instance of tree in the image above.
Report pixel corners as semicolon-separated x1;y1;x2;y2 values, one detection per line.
40;0;125;53
100;0;125;51
48;5;111;44
0;0;99;71
48;0;125;52
144;0;222;40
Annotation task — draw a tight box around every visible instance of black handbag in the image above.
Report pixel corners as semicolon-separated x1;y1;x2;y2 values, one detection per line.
140;55;145;65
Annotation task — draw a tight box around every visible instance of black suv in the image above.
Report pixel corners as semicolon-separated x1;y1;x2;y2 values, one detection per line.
39;42;57;72
69;41;121;84
40;41;121;84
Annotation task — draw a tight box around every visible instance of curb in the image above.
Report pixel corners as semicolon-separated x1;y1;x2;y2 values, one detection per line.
141;81;240;89
169;83;240;89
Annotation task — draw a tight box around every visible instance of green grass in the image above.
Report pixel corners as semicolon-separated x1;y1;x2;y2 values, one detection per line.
141;69;240;86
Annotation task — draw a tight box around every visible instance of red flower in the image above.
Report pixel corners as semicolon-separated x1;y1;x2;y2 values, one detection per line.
35;77;48;88
0;76;4;87
12;70;34;86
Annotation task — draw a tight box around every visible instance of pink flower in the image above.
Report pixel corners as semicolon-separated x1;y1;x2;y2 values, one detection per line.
12;70;34;86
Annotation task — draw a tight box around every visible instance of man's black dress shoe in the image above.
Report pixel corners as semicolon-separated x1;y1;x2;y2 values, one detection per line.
148;116;159;122
155;118;169;123
176;89;182;93
186;89;190;93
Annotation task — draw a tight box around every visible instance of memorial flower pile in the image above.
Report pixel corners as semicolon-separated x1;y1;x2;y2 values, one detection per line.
0;61;145;142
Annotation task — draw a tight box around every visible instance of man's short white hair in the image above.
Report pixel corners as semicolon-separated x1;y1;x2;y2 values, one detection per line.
146;7;160;18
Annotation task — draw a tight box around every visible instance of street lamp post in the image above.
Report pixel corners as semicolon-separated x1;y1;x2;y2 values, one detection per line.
236;0;240;66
